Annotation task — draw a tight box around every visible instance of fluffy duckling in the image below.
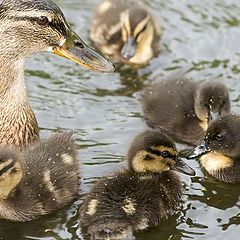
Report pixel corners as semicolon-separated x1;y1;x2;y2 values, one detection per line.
0;133;79;222
80;129;195;240
188;114;240;183
141;77;230;145
90;0;162;65
0;0;114;150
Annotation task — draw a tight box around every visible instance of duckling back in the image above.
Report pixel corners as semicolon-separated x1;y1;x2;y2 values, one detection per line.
80;171;181;240
141;77;230;145
0;133;80;222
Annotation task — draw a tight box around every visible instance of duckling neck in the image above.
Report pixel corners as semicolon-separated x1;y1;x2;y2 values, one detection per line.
0;55;39;150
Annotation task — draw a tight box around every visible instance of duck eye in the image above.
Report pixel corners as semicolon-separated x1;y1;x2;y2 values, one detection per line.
214;134;223;141
36;16;50;26
161;151;170;158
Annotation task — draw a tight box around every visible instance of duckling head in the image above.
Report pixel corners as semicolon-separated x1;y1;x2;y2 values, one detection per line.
0;147;23;200
128;129;195;176
188;114;240;181
0;0;114;72
120;7;155;63
194;82;230;129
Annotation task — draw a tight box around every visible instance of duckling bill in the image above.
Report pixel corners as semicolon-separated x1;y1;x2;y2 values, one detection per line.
141;77;230;145
80;129;195;240
0;133;79;222
188;114;240;183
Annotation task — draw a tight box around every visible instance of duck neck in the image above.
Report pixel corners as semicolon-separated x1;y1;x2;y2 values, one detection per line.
0;51;39;150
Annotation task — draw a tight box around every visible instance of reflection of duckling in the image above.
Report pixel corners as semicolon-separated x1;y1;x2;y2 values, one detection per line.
90;0;162;65
141;77;230;145
0;0;113;150
188;114;240;183
80;129;195;240
0;133;79;222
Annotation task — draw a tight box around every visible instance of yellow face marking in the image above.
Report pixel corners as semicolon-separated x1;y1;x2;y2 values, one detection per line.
200;151;233;173
0;159;13;171
129;21;154;64
131;150;175;173
122;198;136;215
199;119;208;131
133;15;150;38
121;11;131;42
86;199;99;216
0;161;22;200
61;153;74;165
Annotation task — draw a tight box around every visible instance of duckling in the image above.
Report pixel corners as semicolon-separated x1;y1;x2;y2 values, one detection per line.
0;132;80;222
90;0;162;65
80;129;195;240
141;77;230;145
188;114;240;183
0;0;114;150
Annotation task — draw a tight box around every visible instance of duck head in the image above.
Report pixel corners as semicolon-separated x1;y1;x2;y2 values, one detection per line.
120;7;156;63
194;82;230;129
0;0;114;72
0;147;22;200
188;114;240;182
128;129;195;176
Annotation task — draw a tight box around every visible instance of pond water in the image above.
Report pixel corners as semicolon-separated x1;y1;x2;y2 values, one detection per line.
1;0;240;239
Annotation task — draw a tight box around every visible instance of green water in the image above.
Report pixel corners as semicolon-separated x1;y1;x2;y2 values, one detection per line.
1;0;240;239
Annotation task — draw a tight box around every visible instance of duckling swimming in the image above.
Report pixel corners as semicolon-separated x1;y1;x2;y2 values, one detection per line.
0;0;114;150
141;77;230;145
90;0;162;65
80;129;195;240
0;133;79;222
188;114;240;183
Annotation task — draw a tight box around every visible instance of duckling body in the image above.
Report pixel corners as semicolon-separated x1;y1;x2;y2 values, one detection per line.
0;133;80;222
0;0;113;150
141;78;230;145
90;0;162;65
80;129;195;240
188;114;240;183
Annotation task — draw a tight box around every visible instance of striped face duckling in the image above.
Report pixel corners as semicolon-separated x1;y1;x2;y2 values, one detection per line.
90;0;162;65
80;129;195;240
0;133;80;222
188;114;240;183
141;78;230;145
0;0;114;150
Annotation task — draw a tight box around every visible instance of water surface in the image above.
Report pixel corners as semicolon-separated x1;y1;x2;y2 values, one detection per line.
1;0;240;239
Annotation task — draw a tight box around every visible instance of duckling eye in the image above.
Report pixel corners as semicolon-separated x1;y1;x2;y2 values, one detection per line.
36;16;50;26
214;134;223;141
161;151;170;158
136;24;147;40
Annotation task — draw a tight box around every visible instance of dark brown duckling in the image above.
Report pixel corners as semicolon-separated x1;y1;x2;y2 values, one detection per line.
90;0;162;65
80;129;195;240
141;77;230;145
0;133;80;222
188;114;240;183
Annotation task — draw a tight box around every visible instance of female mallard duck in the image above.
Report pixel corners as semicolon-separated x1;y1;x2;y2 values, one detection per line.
80;129;195;240
188;114;240;183
0;133;80;222
141;77;230;145
0;0;114;150
90;0;162;65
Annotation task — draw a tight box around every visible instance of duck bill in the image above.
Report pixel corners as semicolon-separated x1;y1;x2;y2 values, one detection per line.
121;36;137;59
171;157;195;176
187;142;210;159
53;31;115;73
208;111;220;123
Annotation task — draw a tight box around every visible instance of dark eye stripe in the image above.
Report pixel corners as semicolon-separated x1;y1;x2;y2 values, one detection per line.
147;148;176;160
0;161;15;177
135;24;148;40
